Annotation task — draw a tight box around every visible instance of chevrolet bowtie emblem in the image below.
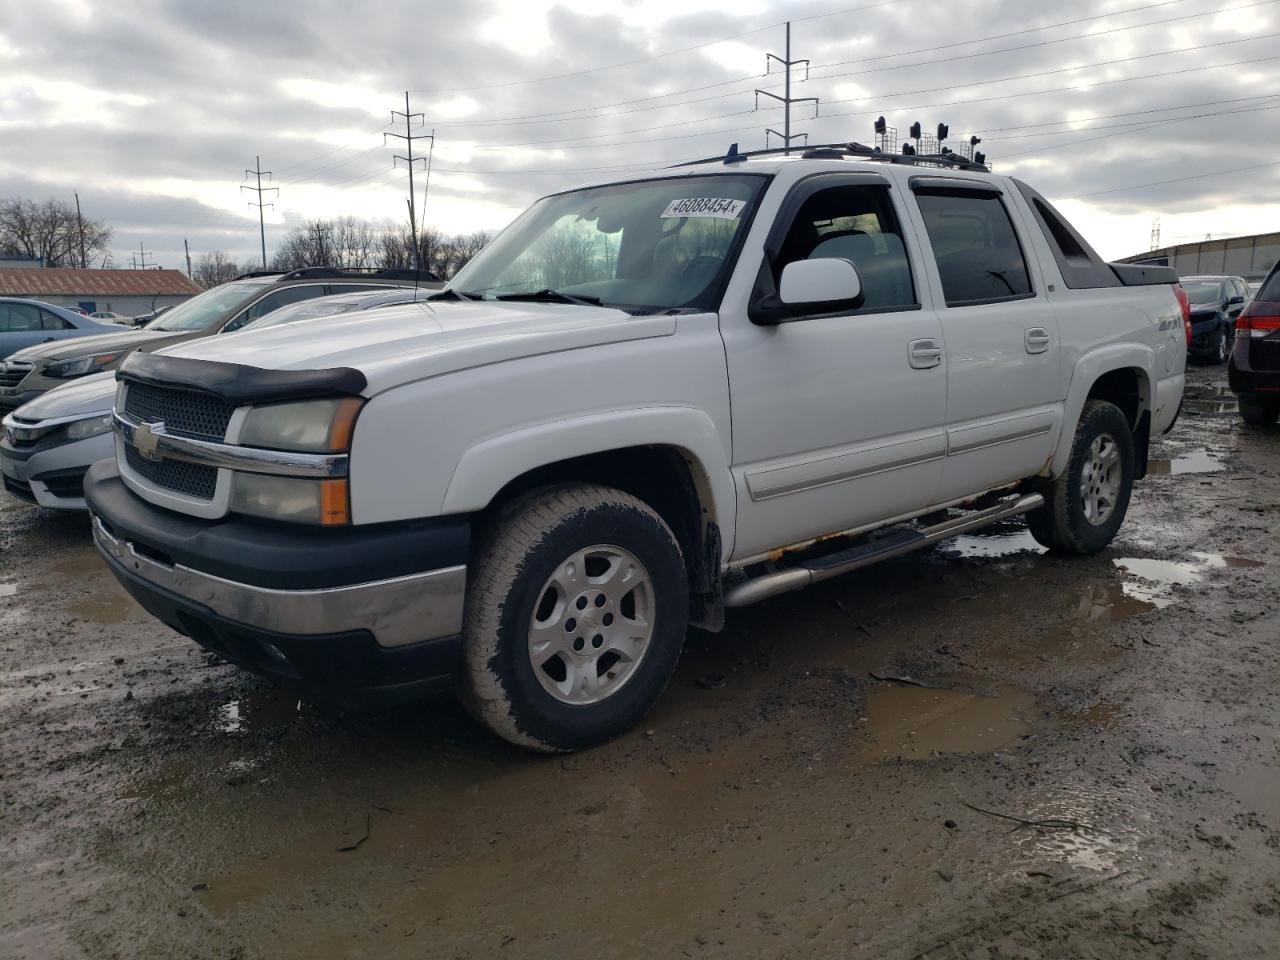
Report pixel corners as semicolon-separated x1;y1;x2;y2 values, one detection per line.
134;420;164;461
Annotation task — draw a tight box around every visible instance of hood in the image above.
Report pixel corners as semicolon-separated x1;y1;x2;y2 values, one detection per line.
155;300;680;395
7;328;189;363
9;371;116;420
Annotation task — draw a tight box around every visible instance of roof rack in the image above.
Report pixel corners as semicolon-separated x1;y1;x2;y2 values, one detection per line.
670;140;990;173
277;266;443;283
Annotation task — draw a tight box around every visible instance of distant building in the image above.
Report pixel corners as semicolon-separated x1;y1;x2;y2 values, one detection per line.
0;267;201;316
1118;231;1280;282
0;255;45;269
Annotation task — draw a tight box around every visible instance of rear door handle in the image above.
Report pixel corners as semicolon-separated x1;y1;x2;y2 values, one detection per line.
1025;327;1051;354
908;338;943;369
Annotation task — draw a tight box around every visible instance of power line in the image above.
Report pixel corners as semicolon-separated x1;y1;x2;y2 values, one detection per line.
1061;160;1280;201
756;22;818;153
385;92;433;273
241;155;278;269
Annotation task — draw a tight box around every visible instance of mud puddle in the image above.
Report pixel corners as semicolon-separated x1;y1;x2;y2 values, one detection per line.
215;686;304;735
1113;552;1236;607
940;528;1047;559
860;682;1037;761
1147;448;1224;474
1183;381;1238;416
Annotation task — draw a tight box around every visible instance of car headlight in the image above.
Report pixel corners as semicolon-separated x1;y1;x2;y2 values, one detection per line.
65;413;113;440
230;474;350;525
238;397;363;453
45;352;123;379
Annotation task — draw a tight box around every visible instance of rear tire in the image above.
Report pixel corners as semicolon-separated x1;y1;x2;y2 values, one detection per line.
1238;393;1280;426
1027;400;1135;555
457;484;688;753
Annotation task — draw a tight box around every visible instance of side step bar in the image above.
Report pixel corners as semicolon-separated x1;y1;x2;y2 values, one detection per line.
723;493;1045;608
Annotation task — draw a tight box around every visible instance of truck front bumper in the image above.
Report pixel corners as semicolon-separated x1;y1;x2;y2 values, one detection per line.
85;460;472;705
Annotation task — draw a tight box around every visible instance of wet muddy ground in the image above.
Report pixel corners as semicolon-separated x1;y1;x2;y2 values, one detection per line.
3;365;1278;959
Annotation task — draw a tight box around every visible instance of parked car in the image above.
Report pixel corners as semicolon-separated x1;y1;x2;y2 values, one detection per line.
1;289;427;510
128;305;173;327
1182;275;1249;364
0;267;440;412
1228;261;1280;425
0;298;121;360
89;311;134;325
83;147;1186;751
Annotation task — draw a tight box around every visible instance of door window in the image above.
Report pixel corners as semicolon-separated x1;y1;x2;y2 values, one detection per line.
223;285;327;332
915;191;1033;306
773;185;916;312
0;302;42;332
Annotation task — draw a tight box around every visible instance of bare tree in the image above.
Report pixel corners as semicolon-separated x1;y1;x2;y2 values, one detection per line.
192;250;256;289
0;197;112;267
266;218;492;279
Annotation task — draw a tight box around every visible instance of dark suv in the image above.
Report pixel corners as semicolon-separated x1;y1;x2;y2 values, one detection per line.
1229;262;1280;424
1182;275;1249;364
0;267;440;411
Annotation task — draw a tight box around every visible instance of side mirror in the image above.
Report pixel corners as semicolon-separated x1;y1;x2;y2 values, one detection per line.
1228;294;1245;306
752;258;866;325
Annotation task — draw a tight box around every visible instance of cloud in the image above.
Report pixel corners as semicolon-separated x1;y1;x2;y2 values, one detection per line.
0;0;1276;270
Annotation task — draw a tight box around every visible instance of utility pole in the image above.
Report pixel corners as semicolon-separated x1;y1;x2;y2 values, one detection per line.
130;241;153;270
73;191;87;268
756;22;818;154
309;221;332;265
241;156;278;269
1149;218;1161;251
183;238;193;277
385;92;433;273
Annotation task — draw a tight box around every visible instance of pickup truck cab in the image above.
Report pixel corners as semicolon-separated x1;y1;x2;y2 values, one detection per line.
85;146;1188;751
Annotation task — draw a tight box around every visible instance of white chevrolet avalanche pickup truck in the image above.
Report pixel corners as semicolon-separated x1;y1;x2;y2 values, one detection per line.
85;146;1189;751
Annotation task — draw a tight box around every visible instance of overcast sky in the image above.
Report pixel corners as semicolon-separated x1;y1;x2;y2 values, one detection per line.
1;0;1277;271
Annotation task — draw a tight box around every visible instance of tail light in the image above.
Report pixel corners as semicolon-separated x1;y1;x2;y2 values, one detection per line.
1237;299;1280;338
1173;284;1191;345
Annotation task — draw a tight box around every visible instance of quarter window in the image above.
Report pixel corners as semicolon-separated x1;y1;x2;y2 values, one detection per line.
40;310;72;330
915;191;1033;306
773;185;917;312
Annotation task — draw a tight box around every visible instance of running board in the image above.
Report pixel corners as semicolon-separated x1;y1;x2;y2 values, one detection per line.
722;493;1044;608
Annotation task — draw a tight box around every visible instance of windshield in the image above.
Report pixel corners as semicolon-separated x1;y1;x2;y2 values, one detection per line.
1184;281;1223;306
447;174;768;312
147;280;271;332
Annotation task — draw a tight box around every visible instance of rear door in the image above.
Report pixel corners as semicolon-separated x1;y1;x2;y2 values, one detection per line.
39;307;94;344
721;172;948;561
905;178;1062;501
0;302;53;358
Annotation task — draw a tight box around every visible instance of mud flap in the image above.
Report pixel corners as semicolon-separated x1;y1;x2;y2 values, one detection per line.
1134;410;1151;480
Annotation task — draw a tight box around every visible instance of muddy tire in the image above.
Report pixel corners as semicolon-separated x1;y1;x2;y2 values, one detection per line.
457;484;688;753
1027;400;1134;555
1211;327;1229;365
1238;393;1280;426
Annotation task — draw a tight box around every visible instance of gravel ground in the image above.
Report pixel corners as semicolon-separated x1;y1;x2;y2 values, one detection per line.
2;364;1278;959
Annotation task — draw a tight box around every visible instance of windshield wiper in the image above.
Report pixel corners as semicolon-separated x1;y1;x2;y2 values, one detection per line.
427;288;483;301
495;289;603;306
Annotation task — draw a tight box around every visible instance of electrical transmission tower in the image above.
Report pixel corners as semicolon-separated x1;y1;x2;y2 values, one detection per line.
755;22;818;154
386;92;434;273
241;156;278;269
1150;218;1161;251
130;241;153;270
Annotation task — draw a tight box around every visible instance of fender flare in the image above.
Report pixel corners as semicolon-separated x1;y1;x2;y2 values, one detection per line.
1050;344;1154;476
441;405;735;549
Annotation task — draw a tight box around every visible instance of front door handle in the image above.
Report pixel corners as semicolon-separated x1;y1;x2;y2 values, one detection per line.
909;338;943;369
1025;327;1051;354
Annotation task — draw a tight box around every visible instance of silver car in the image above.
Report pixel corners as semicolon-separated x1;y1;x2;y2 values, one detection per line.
1;289;422;510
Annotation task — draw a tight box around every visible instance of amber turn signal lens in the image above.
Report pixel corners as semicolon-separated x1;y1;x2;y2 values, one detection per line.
319;479;350;526
327;397;364;451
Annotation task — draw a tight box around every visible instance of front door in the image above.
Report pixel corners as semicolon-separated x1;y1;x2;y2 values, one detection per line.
721;176;948;562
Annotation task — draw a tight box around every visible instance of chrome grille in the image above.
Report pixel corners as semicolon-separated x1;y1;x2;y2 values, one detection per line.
123;382;235;441
0;361;34;389
124;444;218;500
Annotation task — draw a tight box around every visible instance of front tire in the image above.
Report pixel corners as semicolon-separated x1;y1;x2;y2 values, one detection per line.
1211;327;1229;365
458;484;688;752
1027;400;1135;554
1239;393;1280;425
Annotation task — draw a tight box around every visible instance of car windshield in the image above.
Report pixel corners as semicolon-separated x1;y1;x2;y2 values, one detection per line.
447;174;768;313
147;280;271;332
1184;281;1223;305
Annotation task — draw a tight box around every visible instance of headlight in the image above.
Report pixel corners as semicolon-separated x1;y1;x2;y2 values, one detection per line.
238;397;363;453
45;352;123;379
65;413;113;440
230;474;349;525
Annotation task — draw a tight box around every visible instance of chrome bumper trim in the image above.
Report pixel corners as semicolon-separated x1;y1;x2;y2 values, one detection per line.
92;516;465;648
112;411;348;478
